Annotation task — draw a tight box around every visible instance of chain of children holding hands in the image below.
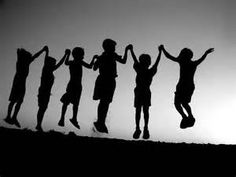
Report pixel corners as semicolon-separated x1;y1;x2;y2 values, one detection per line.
3;39;214;140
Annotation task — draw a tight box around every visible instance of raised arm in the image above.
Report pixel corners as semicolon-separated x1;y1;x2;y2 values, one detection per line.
152;45;162;69
64;49;72;66
195;48;214;65
93;55;100;71
32;46;47;60
81;55;97;69
54;49;70;70
129;44;139;64
160;45;178;62
116;45;131;64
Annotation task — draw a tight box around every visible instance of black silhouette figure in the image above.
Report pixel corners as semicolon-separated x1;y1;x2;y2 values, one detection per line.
129;45;162;139
92;39;130;133
36;47;70;132
4;47;46;128
58;47;96;129
160;45;214;129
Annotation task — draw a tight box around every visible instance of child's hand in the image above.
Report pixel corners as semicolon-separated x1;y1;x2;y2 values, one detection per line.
43;46;49;52
65;49;71;55
158;45;163;51
126;44;133;51
206;48;214;54
159;45;164;50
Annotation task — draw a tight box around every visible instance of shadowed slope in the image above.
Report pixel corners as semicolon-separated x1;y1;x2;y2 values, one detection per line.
0;126;235;176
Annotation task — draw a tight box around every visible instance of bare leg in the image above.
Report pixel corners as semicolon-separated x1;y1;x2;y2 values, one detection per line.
11;101;22;127
174;97;187;119
182;103;193;118
72;104;78;121
70;104;80;129
6;101;14;119
97;100;110;125
143;106;149;130
36;106;47;131
135;106;141;130
143;106;150;139
58;103;68;126
94;100;110;133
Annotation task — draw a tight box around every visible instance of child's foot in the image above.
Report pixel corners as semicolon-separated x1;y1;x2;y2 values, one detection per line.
143;128;150;139
188;116;195;127
180;117;195;129
93;122;108;133
133;128;141;139
70;118;80;130
4;117;14;125
58;120;64;127
12;118;21;128
35;125;43;132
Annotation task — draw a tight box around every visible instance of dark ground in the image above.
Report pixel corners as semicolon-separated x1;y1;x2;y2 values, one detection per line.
0;126;236;177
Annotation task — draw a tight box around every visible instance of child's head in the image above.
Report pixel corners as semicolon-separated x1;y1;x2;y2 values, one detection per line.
102;39;116;53
17;48;32;62
139;54;151;68
179;48;193;61
72;47;84;61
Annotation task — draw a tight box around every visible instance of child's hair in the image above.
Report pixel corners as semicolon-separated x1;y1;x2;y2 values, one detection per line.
72;47;84;59
179;48;193;60
102;39;116;52
139;54;151;68
17;48;32;62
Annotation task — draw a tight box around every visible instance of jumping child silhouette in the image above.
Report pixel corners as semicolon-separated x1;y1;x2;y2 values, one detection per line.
58;47;96;129
160;45;214;129
4;46;46;128
92;39;130;133
36;46;70;131
129;45;162;139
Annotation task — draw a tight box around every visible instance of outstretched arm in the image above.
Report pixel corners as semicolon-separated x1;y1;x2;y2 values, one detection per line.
195;48;214;65
32;46;47;60
54;49;70;70
160;45;178;62
81;55;97;69
129;44;139;64
116;45;131;64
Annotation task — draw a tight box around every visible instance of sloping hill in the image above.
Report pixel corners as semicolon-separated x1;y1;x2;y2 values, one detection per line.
0;126;235;176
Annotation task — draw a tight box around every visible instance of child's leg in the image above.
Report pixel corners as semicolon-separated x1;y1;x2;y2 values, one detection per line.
143;106;149;130
36;106;47;131
133;106;142;139
6;101;15;119
182;103;193;118
135;106;141;130
58;103;68;126
143;106;150;139
71;104;79;121
97;100;110;125
12;101;22;120
69;104;80;129
11;101;22;127
174;96;187;119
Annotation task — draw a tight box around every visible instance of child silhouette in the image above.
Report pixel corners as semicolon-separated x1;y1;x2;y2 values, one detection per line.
4;46;46;128
58;47;96;129
92;39;129;133
36;46;70;132
161;45;214;128
129;45;162;139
